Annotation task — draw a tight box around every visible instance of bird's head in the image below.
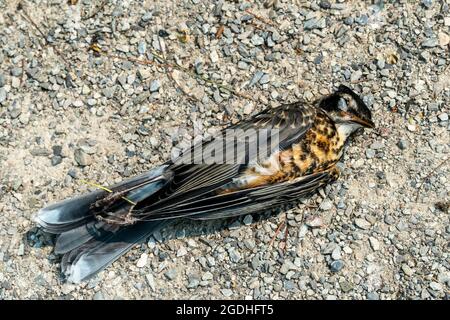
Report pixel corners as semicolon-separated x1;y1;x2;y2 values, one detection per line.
319;85;375;138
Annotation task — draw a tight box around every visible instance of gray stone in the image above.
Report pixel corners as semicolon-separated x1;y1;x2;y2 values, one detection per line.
330;260;344;272
164;269;177;280
438;113;448;121
320;199;333;211
150;80;160;92
397;139;408;150
355;218;371;230
0;88;7;103
421;38;438;48
367;292;379;300
74;149;92;166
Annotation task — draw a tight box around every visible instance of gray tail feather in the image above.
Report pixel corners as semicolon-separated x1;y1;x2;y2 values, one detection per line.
34;165;171;283
61;220;167;283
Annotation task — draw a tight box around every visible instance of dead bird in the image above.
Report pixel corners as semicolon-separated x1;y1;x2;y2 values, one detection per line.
35;84;374;283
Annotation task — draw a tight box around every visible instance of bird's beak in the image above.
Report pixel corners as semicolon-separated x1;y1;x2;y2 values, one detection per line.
351;116;375;129
344;112;375;128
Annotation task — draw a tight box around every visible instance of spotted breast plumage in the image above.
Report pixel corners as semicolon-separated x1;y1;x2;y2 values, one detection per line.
35;85;375;283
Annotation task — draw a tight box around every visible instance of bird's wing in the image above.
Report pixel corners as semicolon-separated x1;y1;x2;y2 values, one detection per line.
131;102;317;219
136;168;336;221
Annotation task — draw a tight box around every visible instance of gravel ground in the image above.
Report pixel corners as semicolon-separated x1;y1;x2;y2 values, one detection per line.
0;0;449;300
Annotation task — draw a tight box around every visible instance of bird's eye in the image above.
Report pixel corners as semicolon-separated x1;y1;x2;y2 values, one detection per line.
337;98;348;111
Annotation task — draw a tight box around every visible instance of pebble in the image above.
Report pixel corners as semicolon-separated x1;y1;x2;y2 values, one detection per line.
93;291;106;300
350;69;362;82
367;292;379;300
177;247;187;257
369;237;380;251
136;253;148;268
397;139;408;150
319;199;333;211
243;215;253;225
305;216;324;228
438;113;448;122
221;289;233;297
146;274;156;291
74;149;92;166
330;260;344;272
365;149;375;159
355;218;371;230
421;38;438;48
164;269;177;280
150;80;160;92
0;88;6;103
438;32;450;47
402;264;414;276
249;71;264;87
210;50;219;63
429;282;442;292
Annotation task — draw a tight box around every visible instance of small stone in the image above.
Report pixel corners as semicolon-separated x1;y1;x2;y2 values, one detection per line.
221;289;233;297
340;280;353;292
164;269;177;280
407;124;416;132
421;0;432;9
259;74;270;84
52;145;63;156
210;50;219;63
150;80;160;92
369;237;380;251
331;247;342;260
17;243;24;256
305;216;324;228
74;149;92;166
430;282;443;291
177;247;187;257
249;71;264;87
243;215;253;225
355;218;371;230
351;70;362;82
438;113;448;122
401;264;414;276
397;139;408;150
0;88;7;103
377;59;385;70
146;274;156;291
321;242;337;255
365;149;375;158
51;156;62;166
421;38;438;48
136;253;148;268
93;291;105;300
251;34;265;46
319;0;331;9
30;148;51;157
137;41;147;54
438;32;450;47
228;220;241;230
445;17;450;27
0;74;5;87
367;292;379;300
319;199;333;211
158;29;169;37
330;260;344;272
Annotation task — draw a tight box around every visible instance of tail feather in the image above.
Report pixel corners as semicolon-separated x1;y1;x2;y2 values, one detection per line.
35;190;106;234
64;221;167;283
35;165;172;283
